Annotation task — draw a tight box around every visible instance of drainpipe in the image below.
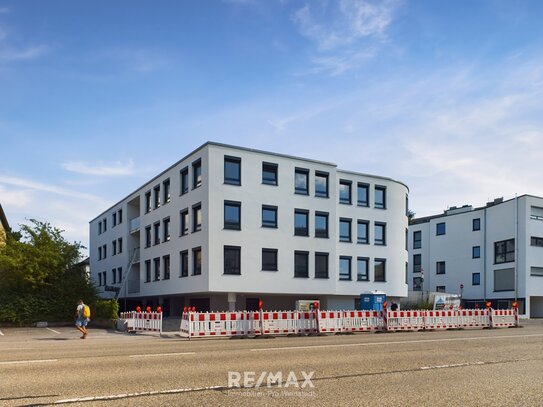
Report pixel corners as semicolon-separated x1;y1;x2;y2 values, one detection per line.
514;194;518;302
483;207;487;302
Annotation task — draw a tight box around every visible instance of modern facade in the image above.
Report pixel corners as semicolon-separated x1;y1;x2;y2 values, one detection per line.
90;142;409;315
0;204;9;245
408;195;543;318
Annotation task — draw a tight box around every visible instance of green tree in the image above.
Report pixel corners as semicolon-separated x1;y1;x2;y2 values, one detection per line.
0;220;98;324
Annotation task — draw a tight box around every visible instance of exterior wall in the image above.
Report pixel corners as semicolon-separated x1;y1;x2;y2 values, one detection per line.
408;195;543;317
90;142;409;311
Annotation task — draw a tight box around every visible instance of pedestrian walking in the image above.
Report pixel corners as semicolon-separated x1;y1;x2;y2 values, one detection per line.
75;299;90;339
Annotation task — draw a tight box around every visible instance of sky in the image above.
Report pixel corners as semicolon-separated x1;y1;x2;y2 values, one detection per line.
1;0;543;254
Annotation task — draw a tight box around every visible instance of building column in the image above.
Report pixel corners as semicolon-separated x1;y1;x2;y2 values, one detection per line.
228;292;237;311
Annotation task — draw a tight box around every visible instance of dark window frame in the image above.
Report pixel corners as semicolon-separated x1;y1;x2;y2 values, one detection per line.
413;230;422;249
473;218;481;231
145;225;152;248
262;162;278;186
192;203;202;232
180;167;189;195
357;183;369;207
145;260;151;282
163;217;171;242
315;211;329;238
374;222;386;245
262;248;278;271
374;258;386;282
153;222;160;245
179;250;189;277
436;222;446;236
315;252;329;279
294;168;309;195
494;239;515;264
294;209;309;237
262;205;278;228
192;159;202;190
224;156;242;186
315;171;329;198
339;218;352;242
192;247;202;275
153;185;161;209
180;209;189;236
153;257;161;281
413;253;422;273
472;272;481;286
472;245;480;259
436;261;446;275
356;257;369;281
339;256;352;281
163;255;171;280
145;191;152;213
339;180;352;205
163;178;171;204
224;246;241;275
374;185;386;209
357;220;369;244
294;251;309;278
224;200;242;230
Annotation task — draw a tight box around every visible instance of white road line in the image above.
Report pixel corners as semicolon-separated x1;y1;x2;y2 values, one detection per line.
0;329;4;336
46;327;61;334
250;333;543;352
0;359;58;366
54;385;224;404
420;361;485;370
129;352;195;358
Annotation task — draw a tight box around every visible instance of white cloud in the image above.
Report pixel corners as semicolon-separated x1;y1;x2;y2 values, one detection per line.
61;159;135;176
0;45;48;63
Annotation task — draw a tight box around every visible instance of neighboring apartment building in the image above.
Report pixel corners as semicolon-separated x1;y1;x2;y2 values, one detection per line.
0;204;10;245
90;142;409;315
408;195;543;318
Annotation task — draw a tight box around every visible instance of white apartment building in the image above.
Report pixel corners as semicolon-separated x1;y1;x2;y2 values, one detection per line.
408;195;543;318
90;142;409;315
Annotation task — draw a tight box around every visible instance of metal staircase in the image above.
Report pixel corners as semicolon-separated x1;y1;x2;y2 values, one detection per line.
115;247;140;301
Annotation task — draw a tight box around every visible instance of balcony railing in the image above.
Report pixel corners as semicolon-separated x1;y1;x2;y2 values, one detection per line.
129;217;140;233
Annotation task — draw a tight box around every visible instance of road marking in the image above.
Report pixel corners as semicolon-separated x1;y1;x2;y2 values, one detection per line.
129;352;195;358
420;361;485;370
250;333;543;352
0;329;4;336
0;359;58;366
53;385;225;404
46;328;61;334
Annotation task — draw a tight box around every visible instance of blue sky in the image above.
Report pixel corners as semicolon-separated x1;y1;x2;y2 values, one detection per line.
1;0;542;252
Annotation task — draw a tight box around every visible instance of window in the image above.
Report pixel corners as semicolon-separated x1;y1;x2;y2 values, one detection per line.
436;286;446;293
193;203;202;232
153;257;160;281
436;261;446;275
180;167;189;195
315;253;329;279
112;212;117;227
112;269;116;284
145;226;151;248
145;191;152;213
315;172;329;198
294;209;309;236
357;257;369;281
339;257;351;281
374;222;386;245
153;222;160;245
163;179;171;204
262;205;278;228
472;246;480;258
98;272;102;286
117;267;122;283
101;271;107;286
118;209;122;224
357;183;369;207
262;248;278;271
339;218;352;242
224;201;241;230
98;246;102;260
374;259;386;282
192;247;202;275
494;268;514;291
357;220;369;244
494;239;514;264
98;221;102;235
339;180;352;204
413;277;422;291
531;236;543;247
262;162;278;185
473;218;481;231
224;156;241;185
145;260;151;282
153;185;160;209
112;240;117;255
117;238;123;253
294;251;309;278
531;267;543;277
436;222;446;236
413;230;422;249
530;205;543;220
224;246;241;275
180;209;189;236
163;217;171;242
295;168;309;195
192;159;202;189
375;186;386;209
163;255;170;280
315;212;329;238
180;250;188;277
103;218;107;232
413;254;422;272
102;244;107;259
472;273;481;285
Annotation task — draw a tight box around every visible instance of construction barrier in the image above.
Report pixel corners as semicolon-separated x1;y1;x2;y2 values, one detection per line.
177;308;519;339
386;310;425;332
457;309;490;329
120;311;162;334
424;310;458;330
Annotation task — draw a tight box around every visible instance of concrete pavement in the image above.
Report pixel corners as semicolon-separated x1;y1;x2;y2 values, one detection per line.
1;320;542;406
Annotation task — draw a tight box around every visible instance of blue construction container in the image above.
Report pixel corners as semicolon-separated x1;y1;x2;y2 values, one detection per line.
359;291;387;311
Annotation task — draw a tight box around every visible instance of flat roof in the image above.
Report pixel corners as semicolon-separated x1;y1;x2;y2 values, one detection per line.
90;141;409;222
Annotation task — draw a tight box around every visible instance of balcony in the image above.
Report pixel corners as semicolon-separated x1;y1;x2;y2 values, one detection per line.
129;217;140;234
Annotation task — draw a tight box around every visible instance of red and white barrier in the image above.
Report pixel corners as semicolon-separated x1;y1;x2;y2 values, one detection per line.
342;310;383;332
424;310;458;330
386;310;425;332
491;309;518;328
180;311;249;338
457;309;490;329
120;311;162;334
317;310;344;333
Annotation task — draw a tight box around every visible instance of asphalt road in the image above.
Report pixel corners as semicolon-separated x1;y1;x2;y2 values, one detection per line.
1;321;542;406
